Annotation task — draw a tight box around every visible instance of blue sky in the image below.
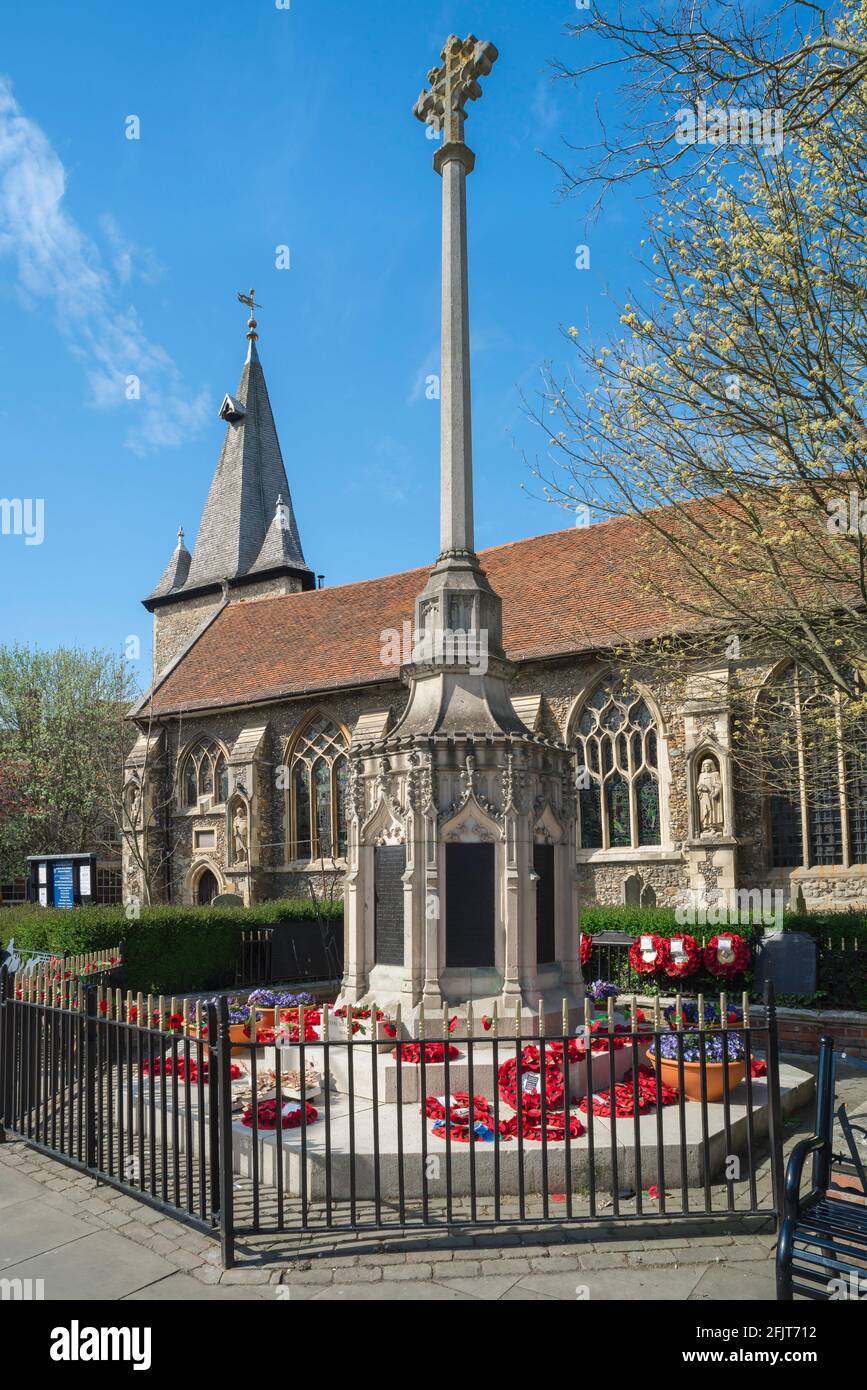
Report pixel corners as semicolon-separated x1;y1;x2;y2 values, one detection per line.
0;0;645;681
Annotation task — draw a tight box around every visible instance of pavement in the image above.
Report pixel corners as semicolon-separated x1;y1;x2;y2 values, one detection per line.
0;1053;864;1302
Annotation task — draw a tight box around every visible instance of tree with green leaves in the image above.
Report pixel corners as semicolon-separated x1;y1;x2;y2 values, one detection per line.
0;644;137;882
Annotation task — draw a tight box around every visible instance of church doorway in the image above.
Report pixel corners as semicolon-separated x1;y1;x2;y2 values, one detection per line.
196;868;219;906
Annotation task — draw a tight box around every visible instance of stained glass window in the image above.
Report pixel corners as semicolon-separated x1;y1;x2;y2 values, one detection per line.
288;716;349;861
573;681;662;850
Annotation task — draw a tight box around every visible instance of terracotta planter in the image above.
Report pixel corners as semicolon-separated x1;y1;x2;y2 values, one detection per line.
647;1048;745;1103
229;1022;251;1057
252;1007;275;1028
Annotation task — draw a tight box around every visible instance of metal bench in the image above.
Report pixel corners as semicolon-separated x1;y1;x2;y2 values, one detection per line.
777;1034;867;1299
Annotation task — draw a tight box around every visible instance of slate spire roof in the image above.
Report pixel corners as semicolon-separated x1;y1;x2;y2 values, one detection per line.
146;337;310;604
149;526;192;598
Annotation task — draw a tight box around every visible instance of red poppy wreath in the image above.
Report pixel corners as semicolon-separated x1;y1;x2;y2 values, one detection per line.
629;934;670;974
703;932;751;979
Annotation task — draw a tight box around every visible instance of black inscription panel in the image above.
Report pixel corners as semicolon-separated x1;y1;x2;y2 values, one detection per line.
446;842;495;968
534;843;556;965
374;845;406;966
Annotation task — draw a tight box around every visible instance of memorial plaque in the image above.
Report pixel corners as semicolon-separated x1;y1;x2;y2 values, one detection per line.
534;843;555;964
374;845;406;966
446;842;495;968
753;930;817;999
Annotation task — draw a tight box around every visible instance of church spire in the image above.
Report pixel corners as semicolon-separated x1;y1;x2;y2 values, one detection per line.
146;298;312;604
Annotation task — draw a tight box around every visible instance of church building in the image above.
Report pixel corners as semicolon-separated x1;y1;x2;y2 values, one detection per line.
124;317;867;930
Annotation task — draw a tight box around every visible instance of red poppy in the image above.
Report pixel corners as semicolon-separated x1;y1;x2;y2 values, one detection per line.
628;934;671;975
662;933;701;980
242;1099;318;1130
703;933;751;979
392;1042;460;1064
579;933;593;968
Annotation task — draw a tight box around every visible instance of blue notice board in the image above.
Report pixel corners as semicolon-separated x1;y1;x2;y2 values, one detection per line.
52;861;75;909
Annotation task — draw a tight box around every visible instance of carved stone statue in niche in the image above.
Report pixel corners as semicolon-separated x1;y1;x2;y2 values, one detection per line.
127;783;141;828
232;804;249;865
696;757;724;835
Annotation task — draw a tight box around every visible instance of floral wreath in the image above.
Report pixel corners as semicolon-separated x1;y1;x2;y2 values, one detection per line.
392;1042;460;1064
663;933;701;979
142;1056;242;1083
629;934;670;975
579;1064;678;1118
703;933;751;978
579;932;593;968
242;1099;318;1130
426;1093;496;1143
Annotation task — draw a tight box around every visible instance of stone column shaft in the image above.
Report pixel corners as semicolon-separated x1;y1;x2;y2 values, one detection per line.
437;144;475;556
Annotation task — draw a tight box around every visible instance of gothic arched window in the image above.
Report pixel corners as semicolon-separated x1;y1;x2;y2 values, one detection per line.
573;681;661;851
763;665;863;868
181;741;229;808
288;716;349;861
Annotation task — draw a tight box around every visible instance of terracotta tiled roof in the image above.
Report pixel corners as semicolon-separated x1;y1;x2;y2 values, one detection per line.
143;518;686;716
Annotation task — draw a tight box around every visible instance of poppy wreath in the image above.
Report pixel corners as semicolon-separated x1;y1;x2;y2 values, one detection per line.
142;1057;242;1082
662;934;701;980
750;1057;768;1078
579;932;593;968
703;933;751;979
425;1093;496;1143
393;1042;460;1064
242;1099;318;1130
579;1064;678;1118
499;1110;585;1142
629;934;671;974
571;1022;630;1058
498;1045;569;1115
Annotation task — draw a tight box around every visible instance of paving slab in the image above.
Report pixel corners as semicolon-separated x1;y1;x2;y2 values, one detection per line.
434;1274;523;1299
514;1263;707;1301
0;1199;96;1268
0;1165;50;1212
2;1228;178;1301
312;1280;472;1300
124;1273;277;1301
688;1260;776;1300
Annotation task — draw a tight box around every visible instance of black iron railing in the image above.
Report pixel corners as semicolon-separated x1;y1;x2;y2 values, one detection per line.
0;967;787;1271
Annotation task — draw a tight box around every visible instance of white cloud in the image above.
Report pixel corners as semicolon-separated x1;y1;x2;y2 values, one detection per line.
0;76;208;454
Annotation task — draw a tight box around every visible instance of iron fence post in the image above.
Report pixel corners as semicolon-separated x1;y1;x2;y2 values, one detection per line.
216;995;235;1269
764;980;785;1228
206;1002;221;1219
83;984;98;1173
0;965;9;1141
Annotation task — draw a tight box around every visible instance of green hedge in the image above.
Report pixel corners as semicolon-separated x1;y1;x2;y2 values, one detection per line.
0;898;343;996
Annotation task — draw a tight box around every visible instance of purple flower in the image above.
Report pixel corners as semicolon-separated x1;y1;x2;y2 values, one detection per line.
247;988;276;1006
657;1030;745;1063
588;980;620;1004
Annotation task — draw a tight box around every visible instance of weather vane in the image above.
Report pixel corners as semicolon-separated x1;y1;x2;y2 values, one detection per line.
237;288;262;341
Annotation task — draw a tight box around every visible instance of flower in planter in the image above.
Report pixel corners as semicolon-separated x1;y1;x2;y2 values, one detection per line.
656;1029;745;1063
587;980;620;1005
247;988;276;1007
274;990;314;1008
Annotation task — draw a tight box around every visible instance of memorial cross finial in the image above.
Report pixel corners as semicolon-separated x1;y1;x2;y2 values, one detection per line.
413;34;498;146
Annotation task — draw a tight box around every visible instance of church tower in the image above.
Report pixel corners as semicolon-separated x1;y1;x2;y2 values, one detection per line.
143;294;315;673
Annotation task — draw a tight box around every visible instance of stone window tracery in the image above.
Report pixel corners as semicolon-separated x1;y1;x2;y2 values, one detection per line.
180;741;229;807
288;716;349;860
573;682;661;850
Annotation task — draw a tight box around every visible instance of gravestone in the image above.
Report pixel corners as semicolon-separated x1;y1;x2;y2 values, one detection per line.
213;892;244;908
374;845;406;966
446;842;495;968
622;872;642;907
754;930;817;999
534;843;555;964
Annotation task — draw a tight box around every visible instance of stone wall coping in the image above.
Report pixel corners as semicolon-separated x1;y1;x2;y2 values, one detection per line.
748;1005;867;1026
576;848;685;865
